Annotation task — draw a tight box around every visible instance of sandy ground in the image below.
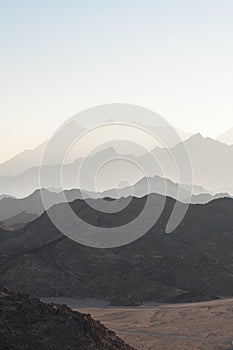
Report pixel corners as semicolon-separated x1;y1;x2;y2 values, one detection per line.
75;299;233;350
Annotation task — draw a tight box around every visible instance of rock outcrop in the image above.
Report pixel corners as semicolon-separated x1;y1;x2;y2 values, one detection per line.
0;288;135;350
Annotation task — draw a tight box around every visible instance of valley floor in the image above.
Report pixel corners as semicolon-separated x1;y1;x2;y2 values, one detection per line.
76;298;233;350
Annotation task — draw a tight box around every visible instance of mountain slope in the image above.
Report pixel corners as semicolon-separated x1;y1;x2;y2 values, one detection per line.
1;195;233;303
0;121;86;177
217;127;233;145
0;177;228;224
0;211;39;231
0;142;47;177
0;123;192;178
1;134;233;197
0;188;82;221
0;288;135;350
150;134;233;194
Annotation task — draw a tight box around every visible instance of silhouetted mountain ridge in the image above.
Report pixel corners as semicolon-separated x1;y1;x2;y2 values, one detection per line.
1;195;233;303
1;133;233;196
0;177;229;226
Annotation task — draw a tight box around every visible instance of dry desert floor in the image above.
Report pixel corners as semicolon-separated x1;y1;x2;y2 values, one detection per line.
77;299;233;350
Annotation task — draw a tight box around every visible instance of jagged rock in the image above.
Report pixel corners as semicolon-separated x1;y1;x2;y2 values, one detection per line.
0;288;135;350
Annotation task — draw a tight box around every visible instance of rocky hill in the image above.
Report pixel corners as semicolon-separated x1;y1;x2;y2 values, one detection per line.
0;288;135;350
0;195;233;303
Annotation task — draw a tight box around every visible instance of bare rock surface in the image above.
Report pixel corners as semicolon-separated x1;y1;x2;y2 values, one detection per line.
0;288;135;350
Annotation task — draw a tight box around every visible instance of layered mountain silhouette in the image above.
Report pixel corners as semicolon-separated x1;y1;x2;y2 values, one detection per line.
0;121;192;177
0;212;39;231
1;194;233;303
169;134;233;194
0;142;47;177
0;121;85;177
106;176;229;204
0;288;134;350
1;132;233;198
0;134;231;197
217;127;233;145
0;177;229;228
0;189;83;222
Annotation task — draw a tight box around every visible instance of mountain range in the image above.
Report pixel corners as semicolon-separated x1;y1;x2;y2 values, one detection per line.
0;176;229;230
1;123;232;178
0;122;192;178
0;133;233;197
1;194;233;304
217;127;233;145
0;119;233;199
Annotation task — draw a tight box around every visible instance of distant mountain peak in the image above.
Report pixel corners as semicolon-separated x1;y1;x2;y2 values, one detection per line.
187;133;205;142
217;127;233;145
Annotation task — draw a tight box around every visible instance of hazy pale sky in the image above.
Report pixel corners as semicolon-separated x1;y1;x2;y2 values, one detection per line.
0;0;233;162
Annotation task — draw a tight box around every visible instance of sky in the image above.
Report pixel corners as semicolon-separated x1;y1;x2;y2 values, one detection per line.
0;0;233;162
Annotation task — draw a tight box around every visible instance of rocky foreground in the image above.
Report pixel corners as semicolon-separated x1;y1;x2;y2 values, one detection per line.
0;288;135;350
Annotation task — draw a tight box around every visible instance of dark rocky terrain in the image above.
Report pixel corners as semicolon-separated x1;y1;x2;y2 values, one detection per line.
0;288;135;350
0;211;39;231
0;194;233;304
